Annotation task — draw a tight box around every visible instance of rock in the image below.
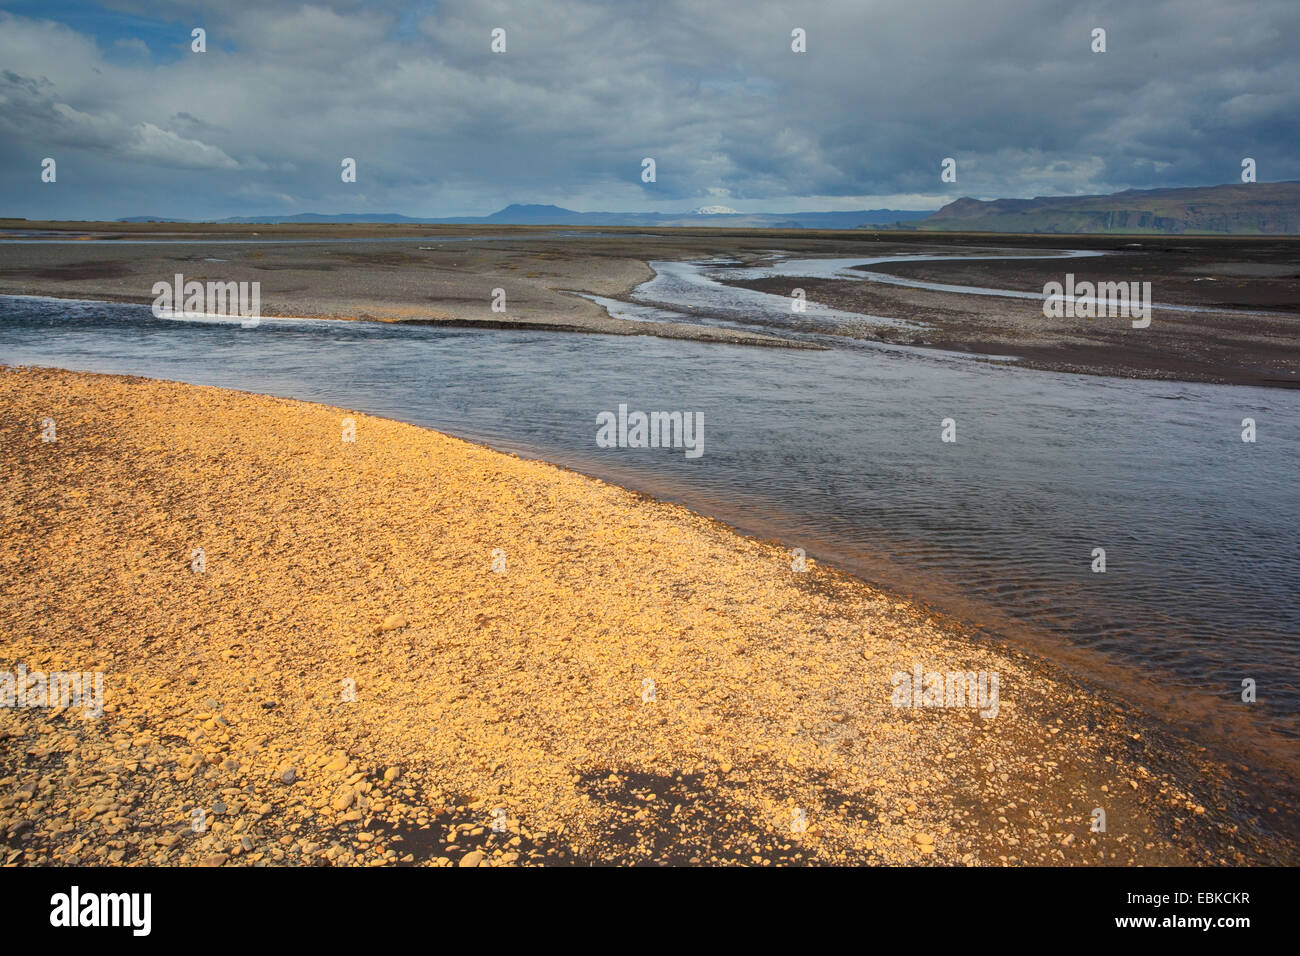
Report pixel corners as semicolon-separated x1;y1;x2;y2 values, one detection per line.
332;789;354;812
381;615;407;632
8;820;35;839
324;755;349;773
913;833;935;846
279;768;297;785
459;850;485;867
200;853;228;867
383;767;400;783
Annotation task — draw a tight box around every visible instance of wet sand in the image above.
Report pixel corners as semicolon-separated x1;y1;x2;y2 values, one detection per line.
0;366;1292;865
0;220;816;349
725;238;1300;386
4;223;1299;381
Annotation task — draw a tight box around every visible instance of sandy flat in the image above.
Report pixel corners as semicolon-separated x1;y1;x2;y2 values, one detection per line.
0;223;815;349
4;224;1299;381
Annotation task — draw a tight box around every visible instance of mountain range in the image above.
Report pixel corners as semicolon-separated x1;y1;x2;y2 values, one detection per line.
915;181;1300;234
118;204;932;229
114;182;1300;234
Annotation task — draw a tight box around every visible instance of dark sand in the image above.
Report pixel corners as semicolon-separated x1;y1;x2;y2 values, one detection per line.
0;221;819;349
2;221;1298;384
724;236;1300;387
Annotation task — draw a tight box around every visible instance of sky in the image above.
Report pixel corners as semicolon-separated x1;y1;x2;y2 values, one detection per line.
0;0;1297;220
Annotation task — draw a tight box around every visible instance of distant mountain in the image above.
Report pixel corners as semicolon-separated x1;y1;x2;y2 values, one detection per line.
215;212;429;224
915;182;1300;234
118;204;933;229
479;204;586;224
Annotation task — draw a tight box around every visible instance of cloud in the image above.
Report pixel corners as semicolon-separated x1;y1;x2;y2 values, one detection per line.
114;37;149;56
0;0;1298;219
127;122;239;169
0;69;238;169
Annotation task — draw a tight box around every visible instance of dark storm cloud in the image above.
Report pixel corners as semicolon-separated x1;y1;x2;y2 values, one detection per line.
1;0;1296;218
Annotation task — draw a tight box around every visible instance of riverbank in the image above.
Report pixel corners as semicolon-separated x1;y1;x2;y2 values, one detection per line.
0;366;1290;865
723;245;1300;387
0;224;810;349
3;224;1298;378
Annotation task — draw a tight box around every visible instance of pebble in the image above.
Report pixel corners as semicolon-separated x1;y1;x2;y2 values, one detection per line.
0;369;1242;871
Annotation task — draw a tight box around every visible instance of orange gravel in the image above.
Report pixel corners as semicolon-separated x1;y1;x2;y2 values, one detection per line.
0;366;1280;866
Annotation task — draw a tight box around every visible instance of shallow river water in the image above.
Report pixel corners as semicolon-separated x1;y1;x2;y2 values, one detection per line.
2;247;1296;779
